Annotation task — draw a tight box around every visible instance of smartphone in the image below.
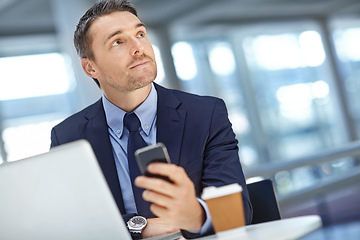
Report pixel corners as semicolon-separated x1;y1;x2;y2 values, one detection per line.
134;142;173;183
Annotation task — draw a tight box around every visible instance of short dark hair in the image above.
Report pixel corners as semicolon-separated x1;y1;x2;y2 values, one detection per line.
74;0;138;87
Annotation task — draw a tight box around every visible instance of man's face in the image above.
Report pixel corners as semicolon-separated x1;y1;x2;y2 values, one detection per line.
84;11;157;94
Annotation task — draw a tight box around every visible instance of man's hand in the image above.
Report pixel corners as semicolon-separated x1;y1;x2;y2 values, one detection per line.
142;218;179;238
135;163;205;232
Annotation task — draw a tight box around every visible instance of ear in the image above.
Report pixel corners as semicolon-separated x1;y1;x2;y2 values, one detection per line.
81;58;99;79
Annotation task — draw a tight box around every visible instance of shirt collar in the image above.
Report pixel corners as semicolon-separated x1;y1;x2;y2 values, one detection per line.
102;83;158;138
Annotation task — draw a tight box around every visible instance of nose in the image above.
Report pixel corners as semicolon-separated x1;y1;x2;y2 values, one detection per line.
130;36;144;56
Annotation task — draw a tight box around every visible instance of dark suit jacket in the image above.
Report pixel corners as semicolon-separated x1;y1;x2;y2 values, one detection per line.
51;83;253;229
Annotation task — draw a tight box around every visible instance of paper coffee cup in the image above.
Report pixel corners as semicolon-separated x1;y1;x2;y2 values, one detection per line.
202;183;245;232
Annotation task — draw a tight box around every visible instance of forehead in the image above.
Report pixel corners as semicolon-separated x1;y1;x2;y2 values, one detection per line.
88;11;143;41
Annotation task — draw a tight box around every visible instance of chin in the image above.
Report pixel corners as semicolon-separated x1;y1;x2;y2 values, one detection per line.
129;79;152;92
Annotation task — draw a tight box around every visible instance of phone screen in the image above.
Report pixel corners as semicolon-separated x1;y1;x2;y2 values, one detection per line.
134;143;173;183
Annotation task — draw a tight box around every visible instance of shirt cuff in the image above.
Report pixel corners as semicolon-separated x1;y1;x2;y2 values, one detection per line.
188;198;213;235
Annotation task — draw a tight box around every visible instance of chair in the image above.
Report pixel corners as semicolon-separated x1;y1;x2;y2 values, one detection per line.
247;179;281;224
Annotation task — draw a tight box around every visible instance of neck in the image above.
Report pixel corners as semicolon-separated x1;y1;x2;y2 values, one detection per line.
104;84;152;112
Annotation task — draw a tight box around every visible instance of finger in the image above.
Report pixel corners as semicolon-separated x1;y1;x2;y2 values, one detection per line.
149;203;171;219
147;163;187;184
143;189;174;209
135;176;177;198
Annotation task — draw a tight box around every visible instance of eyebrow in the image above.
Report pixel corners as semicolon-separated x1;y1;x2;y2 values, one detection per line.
106;23;146;43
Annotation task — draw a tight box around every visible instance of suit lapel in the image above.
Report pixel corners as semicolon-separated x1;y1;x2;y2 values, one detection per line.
83;99;125;214
155;84;186;166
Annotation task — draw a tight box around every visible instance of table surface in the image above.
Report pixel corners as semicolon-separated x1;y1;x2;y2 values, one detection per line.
299;220;360;240
195;215;322;240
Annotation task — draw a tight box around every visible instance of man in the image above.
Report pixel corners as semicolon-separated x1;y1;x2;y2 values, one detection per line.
51;0;252;239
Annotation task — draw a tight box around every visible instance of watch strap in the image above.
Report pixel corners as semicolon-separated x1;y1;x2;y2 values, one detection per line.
130;231;141;240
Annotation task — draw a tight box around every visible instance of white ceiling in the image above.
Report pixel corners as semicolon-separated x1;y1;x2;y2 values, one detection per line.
0;0;360;36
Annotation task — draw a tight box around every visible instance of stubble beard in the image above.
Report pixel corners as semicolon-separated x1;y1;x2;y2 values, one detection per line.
109;61;157;93
128;66;157;91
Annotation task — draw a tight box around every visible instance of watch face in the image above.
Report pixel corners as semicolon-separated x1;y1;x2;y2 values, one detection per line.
129;216;147;230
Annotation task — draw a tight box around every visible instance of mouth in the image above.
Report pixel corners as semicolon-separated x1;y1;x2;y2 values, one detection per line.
129;59;150;69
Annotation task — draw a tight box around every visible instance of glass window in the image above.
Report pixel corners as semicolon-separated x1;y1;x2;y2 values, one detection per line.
172;41;198;81
0;52;76;162
0;53;73;100
235;22;358;196
332;21;360;137
242;28;343;162
2;119;62;162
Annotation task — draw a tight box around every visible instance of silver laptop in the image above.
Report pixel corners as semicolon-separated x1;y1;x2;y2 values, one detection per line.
0;140;131;240
0;139;183;240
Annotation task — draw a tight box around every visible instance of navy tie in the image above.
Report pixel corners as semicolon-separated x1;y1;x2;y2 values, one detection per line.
123;112;153;217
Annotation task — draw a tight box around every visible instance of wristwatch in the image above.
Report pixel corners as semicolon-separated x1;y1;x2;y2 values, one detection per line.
127;216;147;240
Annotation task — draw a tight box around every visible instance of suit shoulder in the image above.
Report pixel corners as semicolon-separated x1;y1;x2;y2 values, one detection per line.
53;99;102;130
166;87;224;106
175;91;227;114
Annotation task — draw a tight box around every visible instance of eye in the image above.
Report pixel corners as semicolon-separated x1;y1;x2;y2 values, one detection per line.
137;31;145;38
112;40;123;47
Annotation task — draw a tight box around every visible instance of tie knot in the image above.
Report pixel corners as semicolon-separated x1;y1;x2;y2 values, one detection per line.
124;113;141;132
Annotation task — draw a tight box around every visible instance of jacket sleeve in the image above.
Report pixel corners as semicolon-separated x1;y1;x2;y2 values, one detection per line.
201;99;253;224
182;99;253;239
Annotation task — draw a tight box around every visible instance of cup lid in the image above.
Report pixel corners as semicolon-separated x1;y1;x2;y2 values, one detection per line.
201;183;243;200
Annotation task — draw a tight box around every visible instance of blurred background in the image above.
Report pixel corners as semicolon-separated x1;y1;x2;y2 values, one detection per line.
0;0;359;228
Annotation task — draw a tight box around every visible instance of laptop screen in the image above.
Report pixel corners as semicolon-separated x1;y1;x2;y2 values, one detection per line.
0;140;131;240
